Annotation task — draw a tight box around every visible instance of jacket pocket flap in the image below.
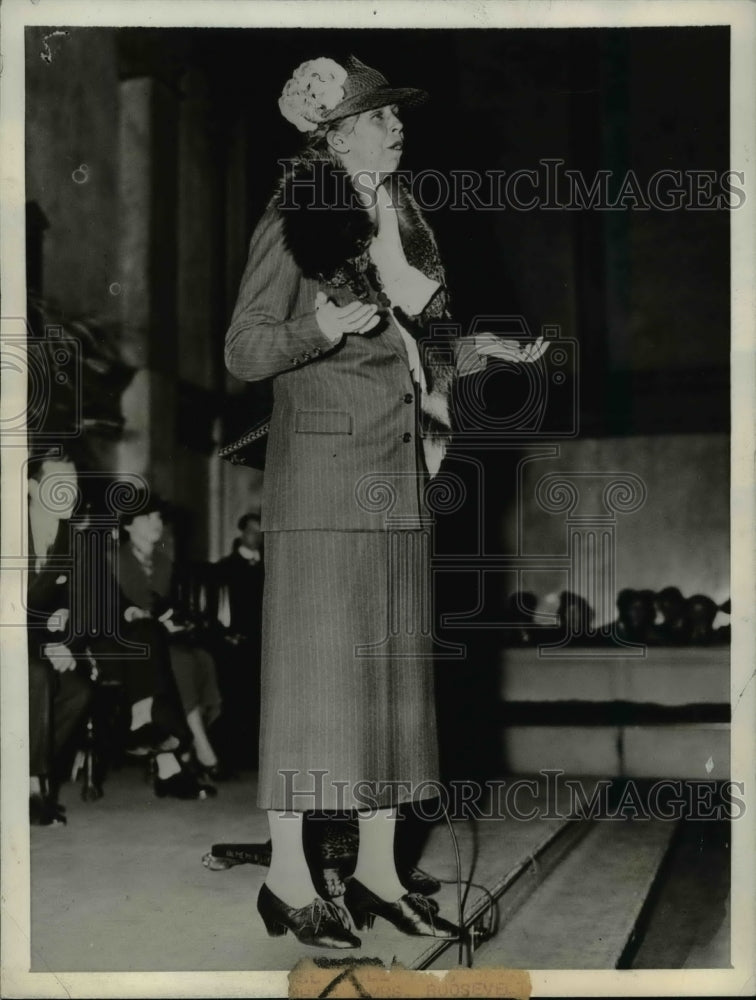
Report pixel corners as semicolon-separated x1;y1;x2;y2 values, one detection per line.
295;410;353;434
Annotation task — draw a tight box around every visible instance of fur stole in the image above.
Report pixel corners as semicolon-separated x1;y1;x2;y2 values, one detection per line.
275;156;456;441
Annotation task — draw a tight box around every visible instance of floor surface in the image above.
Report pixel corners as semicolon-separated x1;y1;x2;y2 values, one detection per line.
30;767;565;972
29;767;730;973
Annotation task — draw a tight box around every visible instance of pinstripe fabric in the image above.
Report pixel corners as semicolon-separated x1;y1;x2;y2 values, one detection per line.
257;530;439;811
225;204;487;531
225;206;436;531
224;198;484;811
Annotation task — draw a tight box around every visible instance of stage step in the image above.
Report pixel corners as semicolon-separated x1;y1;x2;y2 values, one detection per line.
410;808;590;969
463;816;679;969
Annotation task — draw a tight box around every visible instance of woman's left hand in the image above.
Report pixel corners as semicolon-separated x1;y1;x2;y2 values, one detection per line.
473;333;549;364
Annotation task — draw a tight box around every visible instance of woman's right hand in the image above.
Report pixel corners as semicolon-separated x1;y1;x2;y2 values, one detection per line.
315;291;381;342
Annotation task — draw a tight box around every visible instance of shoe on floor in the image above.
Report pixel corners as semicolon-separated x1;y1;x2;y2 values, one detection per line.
30;793;66;826
257;882;360;948
344;877;457;938
402;865;442;896
154;770;217;800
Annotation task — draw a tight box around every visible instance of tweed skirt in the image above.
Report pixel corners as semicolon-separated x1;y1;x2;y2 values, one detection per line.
257;530;440;811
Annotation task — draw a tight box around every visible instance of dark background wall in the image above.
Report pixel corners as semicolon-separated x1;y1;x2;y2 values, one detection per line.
25;26;729;599
25;29;120;325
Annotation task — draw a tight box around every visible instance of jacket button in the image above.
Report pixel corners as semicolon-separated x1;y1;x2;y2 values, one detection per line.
404;393;413;404
302;352;311;361
290;358;297;365
402;432;412;443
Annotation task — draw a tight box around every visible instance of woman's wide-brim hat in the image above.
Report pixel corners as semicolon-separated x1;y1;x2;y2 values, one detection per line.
321;55;427;122
279;54;427;133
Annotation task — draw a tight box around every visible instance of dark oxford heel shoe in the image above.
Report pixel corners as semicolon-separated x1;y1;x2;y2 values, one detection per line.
257;883;361;949
344;877;458;938
401;865;442;897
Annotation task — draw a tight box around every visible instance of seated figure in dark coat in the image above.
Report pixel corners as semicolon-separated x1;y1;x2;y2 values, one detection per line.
27;450;92;825
90;492;220;798
116;495;224;789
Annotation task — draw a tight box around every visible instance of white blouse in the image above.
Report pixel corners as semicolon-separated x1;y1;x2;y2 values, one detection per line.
369;184;447;476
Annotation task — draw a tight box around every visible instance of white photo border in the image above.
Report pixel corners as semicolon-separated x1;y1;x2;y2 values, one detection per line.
1;1;754;997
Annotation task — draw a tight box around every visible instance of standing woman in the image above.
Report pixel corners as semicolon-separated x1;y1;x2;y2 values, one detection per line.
225;55;546;948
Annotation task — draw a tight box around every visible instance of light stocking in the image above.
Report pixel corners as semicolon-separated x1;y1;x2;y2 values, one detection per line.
186;705;218;768
265;811;319;908
352;807;405;901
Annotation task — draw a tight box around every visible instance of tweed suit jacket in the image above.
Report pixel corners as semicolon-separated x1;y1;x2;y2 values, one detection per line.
225;203;483;532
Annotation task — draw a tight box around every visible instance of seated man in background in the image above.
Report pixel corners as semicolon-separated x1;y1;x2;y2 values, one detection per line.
27;449;92;825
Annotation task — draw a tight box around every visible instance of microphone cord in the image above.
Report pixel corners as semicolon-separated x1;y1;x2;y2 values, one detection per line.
440;812;500;966
441;804;466;966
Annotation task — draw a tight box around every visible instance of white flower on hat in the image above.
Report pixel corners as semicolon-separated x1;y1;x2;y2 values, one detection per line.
278;58;347;132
